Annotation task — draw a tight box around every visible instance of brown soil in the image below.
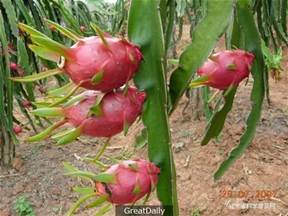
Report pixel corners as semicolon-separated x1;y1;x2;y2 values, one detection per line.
0;26;288;216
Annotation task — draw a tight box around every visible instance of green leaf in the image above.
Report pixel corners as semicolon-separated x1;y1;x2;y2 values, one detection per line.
11;68;64;82
73;186;95;196
85;196;107;209
18;23;48;38
134;128;148;149
49;83;81;107
128;1;178;215
51;128;75;140
1;0;18;37
93;173;116;183
30;35;70;58
28;45;61;62
65;193;96;216
27;120;66;142
0;11;13;136
31;107;63;117
64;171;98;180
201;87;237;145
63;162;78;172
17;38;35;101
56;127;82;145
48;82;74;96
51;0;81;34
14;0;34;25
169;0;234;111
94;204;112;216
45;19;82;41
90;23;108;47
214;0;265;180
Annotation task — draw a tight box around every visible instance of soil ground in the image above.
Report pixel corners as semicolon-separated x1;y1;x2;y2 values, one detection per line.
0;26;288;216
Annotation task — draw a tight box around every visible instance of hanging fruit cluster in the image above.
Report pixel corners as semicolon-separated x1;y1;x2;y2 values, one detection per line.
12;21;146;144
11;20;159;208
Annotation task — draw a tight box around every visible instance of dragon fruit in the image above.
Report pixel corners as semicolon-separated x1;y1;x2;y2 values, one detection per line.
95;159;160;204
28;87;146;144
13;125;22;135
13;22;142;93
191;50;255;90
10;62;24;76
63;36;142;91
63;87;146;137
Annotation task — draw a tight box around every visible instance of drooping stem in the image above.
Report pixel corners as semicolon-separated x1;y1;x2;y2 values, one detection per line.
93;138;111;162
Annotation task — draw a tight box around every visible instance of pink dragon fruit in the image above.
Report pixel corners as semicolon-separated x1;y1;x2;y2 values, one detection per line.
13;125;22;135
191;50;255;90
95;159;160;204
10;62;24;76
28;87;146;144
13;23;143;93
63;36;142;91
63;87;146;137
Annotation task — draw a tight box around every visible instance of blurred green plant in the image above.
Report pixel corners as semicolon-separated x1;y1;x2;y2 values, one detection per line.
14;195;35;216
261;40;283;81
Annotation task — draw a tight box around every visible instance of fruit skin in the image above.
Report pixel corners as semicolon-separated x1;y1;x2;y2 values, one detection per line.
197;50;254;90
10;62;24;76
63;87;146;137
95;159;160;204
10;62;18;71
13;125;22;135
64;36;142;92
